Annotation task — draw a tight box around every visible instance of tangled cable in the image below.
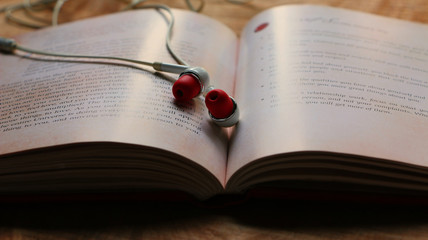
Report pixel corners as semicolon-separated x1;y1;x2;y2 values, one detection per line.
0;0;249;29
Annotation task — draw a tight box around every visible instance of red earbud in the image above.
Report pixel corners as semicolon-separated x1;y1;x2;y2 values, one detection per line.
205;89;239;127
169;66;239;127
205;89;234;119
172;74;201;101
171;67;209;101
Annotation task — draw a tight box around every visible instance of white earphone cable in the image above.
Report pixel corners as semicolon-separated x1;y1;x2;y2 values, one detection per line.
1;4;188;69
52;0;67;26
1;0;250;29
24;1;189;66
3;0;56;29
128;4;188;66
15;44;155;67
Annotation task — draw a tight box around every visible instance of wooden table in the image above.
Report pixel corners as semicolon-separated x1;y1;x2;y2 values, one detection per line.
2;0;428;239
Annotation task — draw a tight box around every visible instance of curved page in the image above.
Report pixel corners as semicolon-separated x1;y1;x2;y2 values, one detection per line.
228;5;428;181
0;9;237;186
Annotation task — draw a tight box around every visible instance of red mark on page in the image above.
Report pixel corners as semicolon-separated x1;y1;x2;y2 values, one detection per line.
254;23;269;33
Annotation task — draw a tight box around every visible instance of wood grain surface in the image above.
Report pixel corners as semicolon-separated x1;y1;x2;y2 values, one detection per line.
2;0;428;239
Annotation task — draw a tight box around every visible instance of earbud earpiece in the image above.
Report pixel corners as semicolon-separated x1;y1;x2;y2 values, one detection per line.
205;89;234;119
0;37;240;127
172;67;209;101
170;66;239;127
172;73;201;101
205;89;239;127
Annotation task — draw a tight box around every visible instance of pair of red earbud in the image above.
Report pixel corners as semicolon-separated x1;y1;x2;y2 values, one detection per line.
0;38;240;127
169;66;239;127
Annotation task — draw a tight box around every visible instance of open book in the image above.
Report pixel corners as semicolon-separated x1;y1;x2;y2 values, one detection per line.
2;4;428;201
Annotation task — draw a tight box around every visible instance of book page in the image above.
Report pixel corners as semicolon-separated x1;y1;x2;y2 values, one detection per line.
227;5;428;180
0;9;237;184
